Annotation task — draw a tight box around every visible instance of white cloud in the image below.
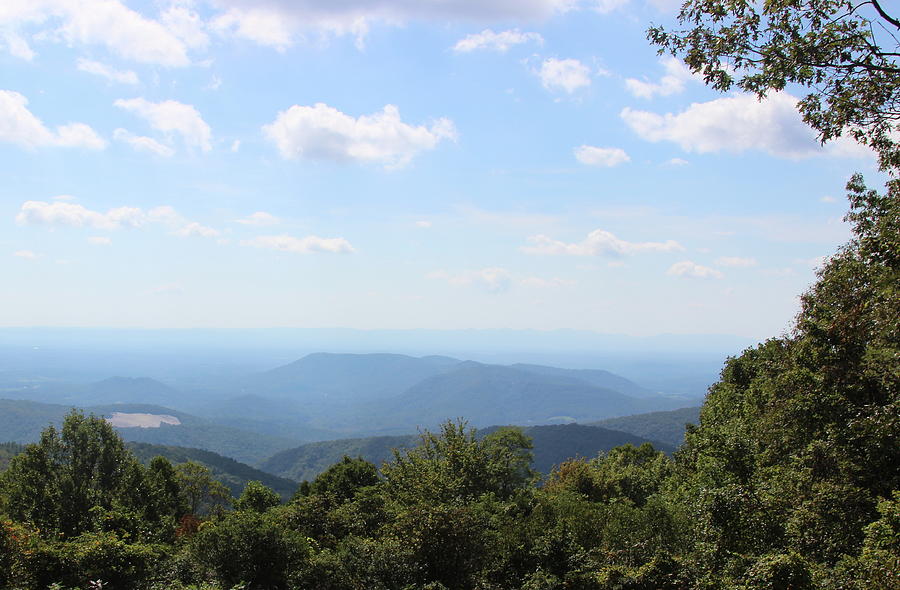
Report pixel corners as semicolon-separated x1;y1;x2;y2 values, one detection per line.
591;0;631;13
574;145;630;167
537;58;591;94
16;200;144;230
76;58;138;84
0;90;106;150
715;256;757;267
235;211;280;226
175;222;220;238
113;128;175;157
230;139;241;152
210;0;574;49
664;157;689;166
667;260;724;279
160;2;209;51
621;92;874;159
114;97;212;152
13;249;38;259
415;220;432;228
0;0;193;65
453;29;542;52
821;195;837;203
427;267;513;293
1;31;36;60
522;229;683;256
241;234;355;254
263;103;456;169
87;236;111;246
17;200;218;239
625;56;693;99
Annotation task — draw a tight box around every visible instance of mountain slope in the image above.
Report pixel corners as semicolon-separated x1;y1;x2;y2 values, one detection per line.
361;362;683;430
236;352;460;402
511;363;655;398
588;406;702;448
127;442;298;499
260;423;674;482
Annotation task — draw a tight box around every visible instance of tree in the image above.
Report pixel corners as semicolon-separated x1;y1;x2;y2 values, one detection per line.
0;411;151;537
174;461;231;516
234;480;282;513
296;455;380;504
383;421;534;505
649;0;900;171
675;175;899;580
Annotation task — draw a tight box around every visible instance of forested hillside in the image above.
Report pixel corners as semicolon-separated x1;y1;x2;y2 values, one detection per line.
589;406;701;447
260;423;672;482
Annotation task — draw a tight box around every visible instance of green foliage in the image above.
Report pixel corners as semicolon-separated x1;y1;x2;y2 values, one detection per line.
649;0;900;172
0;411;174;539
24;532;168;590
189;509;310;590
175;461;232;516
233;481;281;513
297;455;380;504
383;421;535;505
0;441;25;471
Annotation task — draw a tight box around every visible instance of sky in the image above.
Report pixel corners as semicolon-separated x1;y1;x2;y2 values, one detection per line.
0;0;886;340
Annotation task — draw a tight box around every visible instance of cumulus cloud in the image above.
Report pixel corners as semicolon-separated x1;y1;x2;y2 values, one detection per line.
452;29;542;52
87;236;112;246
16;200;219;238
76;58;139;84
427;267;513;293
235;211;280;226
621;92;873;159
0;0;192;66
715;256;757;267
415;220;432;228
2;31;36;60
0;90;106;150
114;98;212;152
574;145;630;167
537;58;591;93
625;56;693;99
664;157;689;166
263;103;456;169
667;260;724;279
13;250;38;259
16;200;144;230
175;222;220;238
241;234;355;254
522;229;683;257
210;0;574;49
113;128;175;157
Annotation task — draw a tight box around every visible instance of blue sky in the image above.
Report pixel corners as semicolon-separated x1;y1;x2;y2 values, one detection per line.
0;0;883;339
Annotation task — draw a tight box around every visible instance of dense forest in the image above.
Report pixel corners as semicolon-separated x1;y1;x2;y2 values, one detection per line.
1;173;897;588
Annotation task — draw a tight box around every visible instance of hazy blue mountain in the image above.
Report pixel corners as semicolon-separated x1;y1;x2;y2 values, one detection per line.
511;363;655;398
0;376;184;408
355;362;687;430
260;423;673;482
589;406;702;448
0;399;300;465
127;442;299;499
236;352;460;402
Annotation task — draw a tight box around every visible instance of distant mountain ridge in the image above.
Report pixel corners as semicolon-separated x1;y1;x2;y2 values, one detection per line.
589;406;702;448
260;423;674;482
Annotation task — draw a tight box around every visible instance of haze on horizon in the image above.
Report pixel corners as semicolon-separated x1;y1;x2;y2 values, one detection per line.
1;0;883;341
